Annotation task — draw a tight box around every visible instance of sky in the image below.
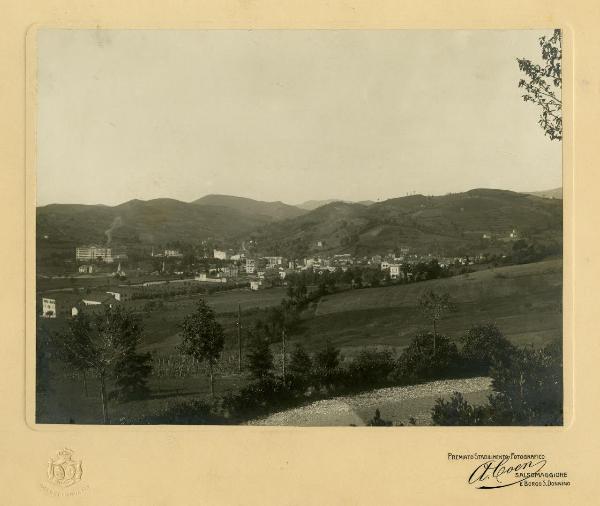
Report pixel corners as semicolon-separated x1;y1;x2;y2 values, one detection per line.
36;29;562;207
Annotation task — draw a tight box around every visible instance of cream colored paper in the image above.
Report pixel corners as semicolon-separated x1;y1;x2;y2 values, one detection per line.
1;1;595;504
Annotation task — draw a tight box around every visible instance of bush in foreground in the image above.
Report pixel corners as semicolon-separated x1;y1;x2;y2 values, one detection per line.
394;332;461;384
432;340;563;426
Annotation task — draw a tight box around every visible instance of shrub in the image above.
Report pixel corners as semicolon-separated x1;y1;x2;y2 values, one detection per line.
223;377;296;420
287;343;313;391
345;349;395;390
487;340;562;425
460;323;516;375
431;392;486;425
431;340;563;426
313;340;343;392
394;332;461;384
246;333;275;381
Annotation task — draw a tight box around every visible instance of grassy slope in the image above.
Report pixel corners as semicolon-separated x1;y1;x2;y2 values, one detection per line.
38;259;562;424
291;259;562;355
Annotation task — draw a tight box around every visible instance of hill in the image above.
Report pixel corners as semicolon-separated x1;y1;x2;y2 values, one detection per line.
247;189;563;257
297;199;374;210
36;197;300;265
194;194;306;220
293;259;562;354
527;187;563;199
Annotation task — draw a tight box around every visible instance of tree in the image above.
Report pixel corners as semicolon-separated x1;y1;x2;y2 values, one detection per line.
346;348;395;389
314;340;342;390
179;299;225;398
288;343;313;389
431;340;563;426
517;29;562;141
417;290;455;354
97;307;152;402
460;323;516;375
246;331;275;381
395;332;460;384
55;306;152;423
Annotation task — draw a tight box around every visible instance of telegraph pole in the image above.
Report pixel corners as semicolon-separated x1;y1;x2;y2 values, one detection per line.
237;304;242;373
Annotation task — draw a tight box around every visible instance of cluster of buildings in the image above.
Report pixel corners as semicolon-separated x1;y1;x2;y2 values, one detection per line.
40;290;127;319
76;245;128;265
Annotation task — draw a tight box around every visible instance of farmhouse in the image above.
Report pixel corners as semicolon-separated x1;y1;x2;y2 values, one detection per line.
213;249;228;260
41;297;56;318
78;264;95;274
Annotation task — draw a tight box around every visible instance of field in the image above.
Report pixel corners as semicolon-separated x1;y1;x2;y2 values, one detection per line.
291;259;562;355
37;259;562;424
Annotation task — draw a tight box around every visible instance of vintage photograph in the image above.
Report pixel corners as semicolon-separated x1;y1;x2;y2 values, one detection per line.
35;29;563;426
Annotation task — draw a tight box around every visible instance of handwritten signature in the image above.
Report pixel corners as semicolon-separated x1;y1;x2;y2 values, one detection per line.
468;458;547;489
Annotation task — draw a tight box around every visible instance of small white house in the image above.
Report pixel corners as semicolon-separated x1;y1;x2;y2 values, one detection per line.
41;298;56;318
389;264;401;280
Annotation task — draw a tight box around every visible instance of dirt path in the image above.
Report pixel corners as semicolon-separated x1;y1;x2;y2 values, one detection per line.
248;377;492;426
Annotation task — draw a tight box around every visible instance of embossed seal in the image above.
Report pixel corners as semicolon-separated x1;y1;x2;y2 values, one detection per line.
47;448;83;487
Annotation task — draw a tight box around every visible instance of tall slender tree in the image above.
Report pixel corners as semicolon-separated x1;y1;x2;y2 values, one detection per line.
179;299;225;398
417;290;455;355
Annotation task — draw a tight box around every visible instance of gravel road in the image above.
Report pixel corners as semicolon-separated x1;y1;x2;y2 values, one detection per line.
248;377;492;426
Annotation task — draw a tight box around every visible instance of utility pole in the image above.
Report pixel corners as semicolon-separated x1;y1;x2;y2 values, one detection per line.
237;304;242;373
281;328;286;382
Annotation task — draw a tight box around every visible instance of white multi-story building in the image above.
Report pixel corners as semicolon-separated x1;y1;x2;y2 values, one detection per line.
264;256;283;268
76;245;113;263
164;249;183;258
389;264;401;280
245;258;256;274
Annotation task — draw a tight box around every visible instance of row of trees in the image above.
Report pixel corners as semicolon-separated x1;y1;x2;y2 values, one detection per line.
133;319;561;425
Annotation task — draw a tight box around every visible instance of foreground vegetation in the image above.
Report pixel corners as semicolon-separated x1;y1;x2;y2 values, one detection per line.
37;259;563;425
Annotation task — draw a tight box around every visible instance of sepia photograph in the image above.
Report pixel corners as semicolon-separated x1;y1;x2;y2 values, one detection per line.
35;29;563;427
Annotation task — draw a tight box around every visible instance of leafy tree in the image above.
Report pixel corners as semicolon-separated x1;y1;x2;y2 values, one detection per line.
55;306;152;423
287;343;313;390
460;323;516;375
179;299;225;398
111;350;152;401
346;348;395;389
97;307;152;402
395;332;460;384
246;332;275;381
431;340;563;426
487;341;562;425
417;290;456;354
517;29;562;140
314;340;342;390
